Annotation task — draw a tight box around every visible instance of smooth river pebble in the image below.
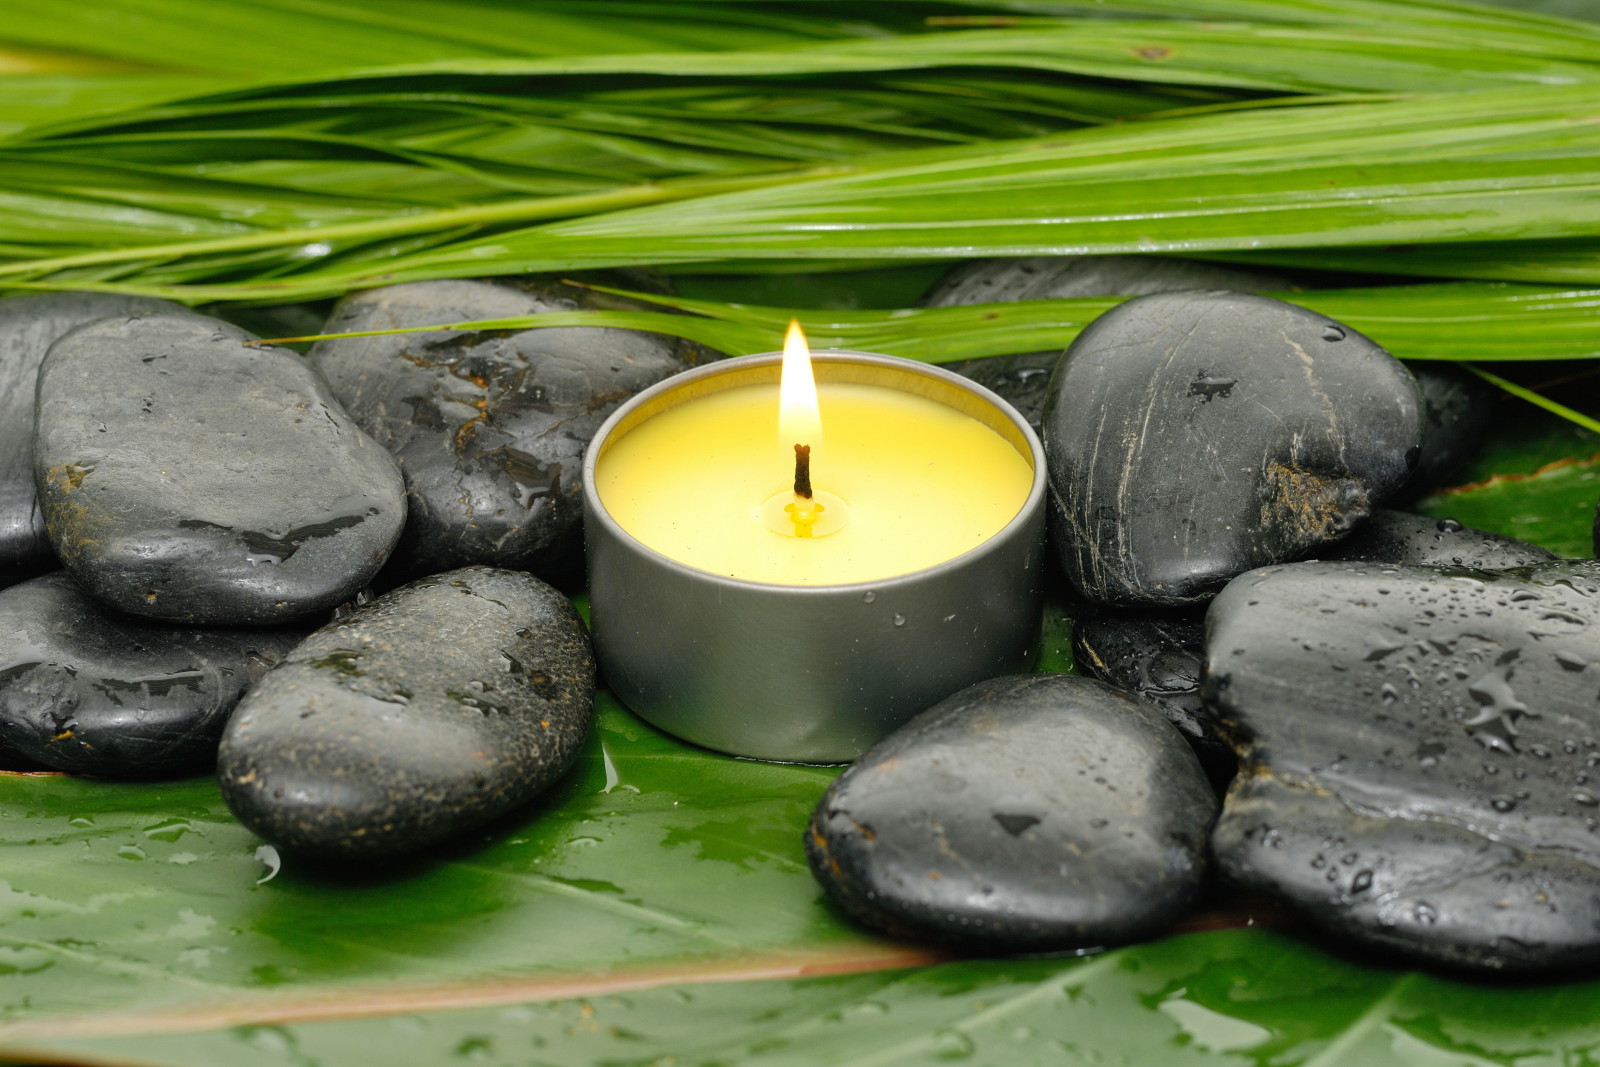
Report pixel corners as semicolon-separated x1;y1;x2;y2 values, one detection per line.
918;256;1291;433
1070;611;1234;788
34;310;406;624
1317;509;1557;569
807;674;1216;951
311;277;698;583
1043;291;1421;606
218;566;595;860
0;572;303;776
0;293;176;590
1207;558;1600;972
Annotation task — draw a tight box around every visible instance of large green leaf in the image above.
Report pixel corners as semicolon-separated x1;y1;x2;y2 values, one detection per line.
22;930;1600;1067
0;699;903;1035
11;84;1600;300
231;280;1600;368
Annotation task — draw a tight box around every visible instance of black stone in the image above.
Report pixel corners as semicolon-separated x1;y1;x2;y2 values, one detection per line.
310;277;702;582
920;255;1293;308
919;256;1292;434
1071;612;1234;788
217;566;596;861
0;293;178;590
1317;510;1557;570
1043;291;1422;606
1402;364;1498;499
1206;558;1600;972
0;572;303;776
806;674;1216;951
33;310;406;624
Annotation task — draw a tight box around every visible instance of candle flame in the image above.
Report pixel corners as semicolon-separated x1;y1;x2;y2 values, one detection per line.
779;320;822;449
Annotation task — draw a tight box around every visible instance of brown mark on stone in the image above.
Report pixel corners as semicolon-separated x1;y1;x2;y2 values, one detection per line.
44;463;94;493
1258;461;1366;546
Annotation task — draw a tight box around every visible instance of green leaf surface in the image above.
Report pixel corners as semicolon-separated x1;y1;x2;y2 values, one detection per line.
12;84;1600;300
245;280;1600;369
1418;451;1600;558
3;3;1600;1064
0;699;907;1040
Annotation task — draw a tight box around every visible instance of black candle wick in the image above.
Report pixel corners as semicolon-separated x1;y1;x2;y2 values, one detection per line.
793;443;813;499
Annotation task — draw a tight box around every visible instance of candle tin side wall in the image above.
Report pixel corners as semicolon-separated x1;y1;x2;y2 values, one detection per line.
582;351;1047;764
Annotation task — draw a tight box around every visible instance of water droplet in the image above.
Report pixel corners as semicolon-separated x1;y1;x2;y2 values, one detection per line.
1556;651;1589;672
994;812;1041;836
254;844;281;884
143;819;194;842
1435;518;1464;533
1490;795;1518;813
1573;790;1599;807
862;591;877;604
931;1030;975;1060
892;614;906;628
1320;325;1346;342
1413;902;1439;924
1351;869;1374;893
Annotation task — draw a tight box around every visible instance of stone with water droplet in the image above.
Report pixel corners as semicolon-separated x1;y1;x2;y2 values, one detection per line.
916;256;1291;434
0;571;304;776
1070;609;1234;788
1043;291;1421;606
218;566;595;860
1316;509;1556;570
34;310;406;623
310;275;704;585
806;674;1216;951
1208;557;1600;972
0;292;180;591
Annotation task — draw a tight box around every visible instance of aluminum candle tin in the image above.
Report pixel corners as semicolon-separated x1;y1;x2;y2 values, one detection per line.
581;350;1047;763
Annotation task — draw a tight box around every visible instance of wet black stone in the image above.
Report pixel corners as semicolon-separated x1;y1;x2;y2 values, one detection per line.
1402;364;1498;499
1317;510;1557;570
33;310;406;624
0;572;304;776
1206;558;1600;972
1070;612;1234;788
806;674;1216;951
1043;291;1422;606
919;256;1291;434
0;293;178;590
217;566;596;861
310;276;702;583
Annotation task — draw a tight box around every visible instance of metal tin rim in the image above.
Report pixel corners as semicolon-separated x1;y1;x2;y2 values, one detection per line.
581;349;1047;594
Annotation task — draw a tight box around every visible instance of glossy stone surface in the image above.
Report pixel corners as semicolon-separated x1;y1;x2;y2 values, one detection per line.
807;674;1216;951
1404;364;1497;498
34;310;406;624
1044;291;1422;606
0;572;303;776
310;277;699;582
1071;612;1234;788
1207;559;1600;972
218;566;596;860
919;256;1290;433
0;292;177;589
1317;510;1557;570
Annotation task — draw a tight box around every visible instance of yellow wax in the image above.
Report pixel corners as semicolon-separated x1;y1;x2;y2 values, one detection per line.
595;382;1032;585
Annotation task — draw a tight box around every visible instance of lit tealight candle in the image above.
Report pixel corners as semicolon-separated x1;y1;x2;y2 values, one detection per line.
583;334;1046;762
595;323;1033;585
